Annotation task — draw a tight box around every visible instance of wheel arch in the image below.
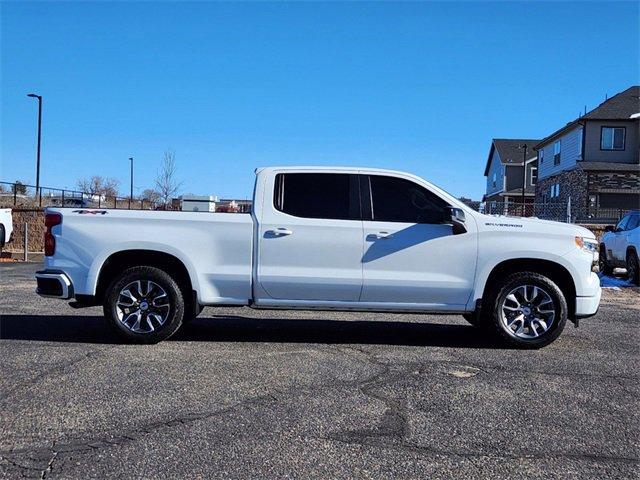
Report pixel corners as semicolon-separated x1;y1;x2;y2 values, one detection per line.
95;249;195;305
480;258;577;318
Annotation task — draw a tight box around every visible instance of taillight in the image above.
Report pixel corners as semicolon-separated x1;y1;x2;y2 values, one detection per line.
44;213;62;256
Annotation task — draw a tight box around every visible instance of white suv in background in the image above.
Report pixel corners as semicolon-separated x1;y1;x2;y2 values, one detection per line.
599;210;640;285
0;208;13;248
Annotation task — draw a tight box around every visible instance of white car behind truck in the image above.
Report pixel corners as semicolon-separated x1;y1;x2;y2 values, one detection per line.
35;167;601;348
599;210;639;285
0;208;13;248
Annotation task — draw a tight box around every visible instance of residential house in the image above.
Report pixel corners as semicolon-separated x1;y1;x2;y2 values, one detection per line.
534;86;640;220
483;138;540;208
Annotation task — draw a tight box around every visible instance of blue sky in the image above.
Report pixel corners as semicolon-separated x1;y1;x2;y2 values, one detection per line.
1;1;638;200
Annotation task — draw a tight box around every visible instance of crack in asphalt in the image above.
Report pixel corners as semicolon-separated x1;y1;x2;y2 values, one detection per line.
40;448;57;480
325;346;640;467
326;435;640;466
2;342;638;475
0;349;109;405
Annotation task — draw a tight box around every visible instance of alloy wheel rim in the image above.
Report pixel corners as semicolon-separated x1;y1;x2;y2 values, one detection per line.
116;280;170;333
499;284;555;340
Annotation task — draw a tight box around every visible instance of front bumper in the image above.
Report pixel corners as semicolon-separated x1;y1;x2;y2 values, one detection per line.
575;284;602;318
35;270;74;299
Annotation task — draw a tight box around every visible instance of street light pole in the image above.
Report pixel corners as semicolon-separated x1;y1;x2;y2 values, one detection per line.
129;157;134;199
129;157;134;208
27;94;43;195
520;144;528;216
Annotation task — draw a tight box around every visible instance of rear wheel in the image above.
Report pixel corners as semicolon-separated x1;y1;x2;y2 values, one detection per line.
599;244;613;275
485;272;567;349
627;250;639;286
104;266;184;344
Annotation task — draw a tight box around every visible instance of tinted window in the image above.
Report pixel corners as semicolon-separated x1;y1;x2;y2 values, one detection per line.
625;213;639;230
615;215;630;231
369;175;448;223
274;173;359;220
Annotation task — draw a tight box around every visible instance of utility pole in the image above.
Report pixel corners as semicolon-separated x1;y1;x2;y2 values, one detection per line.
129;157;134;199
520;144;528;216
27;94;43;194
129;157;134;209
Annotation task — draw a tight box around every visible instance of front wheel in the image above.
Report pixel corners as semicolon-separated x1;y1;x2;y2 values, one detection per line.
486;272;567;349
599;244;613;276
104;266;185;344
627;250;639;286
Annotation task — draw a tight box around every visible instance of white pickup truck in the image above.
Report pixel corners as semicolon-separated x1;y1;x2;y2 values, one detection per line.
36;167;601;348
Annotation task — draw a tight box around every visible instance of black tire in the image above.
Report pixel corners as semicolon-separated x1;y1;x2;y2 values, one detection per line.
484;271;568;349
627;250;639;286
0;225;5;248
103;266;185;344
462;312;482;328
183;304;204;324
599;244;613;276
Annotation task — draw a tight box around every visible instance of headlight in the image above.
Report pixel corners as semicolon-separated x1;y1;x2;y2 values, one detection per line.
575;236;598;254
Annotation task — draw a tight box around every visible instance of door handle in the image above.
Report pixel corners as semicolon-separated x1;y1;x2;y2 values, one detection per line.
367;231;392;241
266;227;293;237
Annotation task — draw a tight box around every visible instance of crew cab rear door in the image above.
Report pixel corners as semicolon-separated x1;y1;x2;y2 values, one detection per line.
255;172;363;302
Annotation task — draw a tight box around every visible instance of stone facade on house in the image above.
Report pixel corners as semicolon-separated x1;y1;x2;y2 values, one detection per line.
535;168;588;219
587;171;640;191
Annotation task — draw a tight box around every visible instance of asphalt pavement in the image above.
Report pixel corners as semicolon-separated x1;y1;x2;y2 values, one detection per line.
0;262;638;479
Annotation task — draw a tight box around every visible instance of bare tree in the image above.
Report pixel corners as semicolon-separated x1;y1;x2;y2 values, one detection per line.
76;176;119;198
155;150;182;206
141;188;161;204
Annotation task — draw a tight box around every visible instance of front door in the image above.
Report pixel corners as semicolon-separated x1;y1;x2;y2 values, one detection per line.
256;172;363;302
360;174;477;309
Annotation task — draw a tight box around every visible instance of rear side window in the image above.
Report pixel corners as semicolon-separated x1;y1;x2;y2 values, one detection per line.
368;175;448;223
273;173;359;220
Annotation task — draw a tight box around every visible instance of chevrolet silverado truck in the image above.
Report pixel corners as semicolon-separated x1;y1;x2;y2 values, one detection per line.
35;167;601;348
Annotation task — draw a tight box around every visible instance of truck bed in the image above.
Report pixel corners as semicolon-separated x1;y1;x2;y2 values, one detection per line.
45;208;254;304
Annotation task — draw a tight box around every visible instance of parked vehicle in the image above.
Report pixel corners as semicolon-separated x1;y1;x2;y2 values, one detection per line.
35;167;601;348
0;208;13;248
599;210;640;285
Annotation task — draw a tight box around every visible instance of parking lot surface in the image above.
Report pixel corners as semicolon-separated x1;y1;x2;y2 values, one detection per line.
1;262;638;479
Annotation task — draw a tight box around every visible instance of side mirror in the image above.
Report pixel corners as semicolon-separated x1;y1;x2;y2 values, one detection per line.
448;207;467;235
604;225;615;233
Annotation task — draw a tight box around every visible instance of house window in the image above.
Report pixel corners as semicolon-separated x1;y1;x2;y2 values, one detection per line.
539;149;544;164
553;140;561;165
550;183;560;198
601;127;625;150
577;128;583;157
530;167;537;186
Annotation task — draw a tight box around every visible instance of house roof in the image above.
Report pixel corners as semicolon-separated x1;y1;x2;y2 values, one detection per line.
535;86;640;149
483;139;540;176
578;161;640;172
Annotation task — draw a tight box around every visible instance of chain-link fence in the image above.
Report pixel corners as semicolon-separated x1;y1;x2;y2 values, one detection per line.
0;181;162;210
465;200;632;224
0;181;253;212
